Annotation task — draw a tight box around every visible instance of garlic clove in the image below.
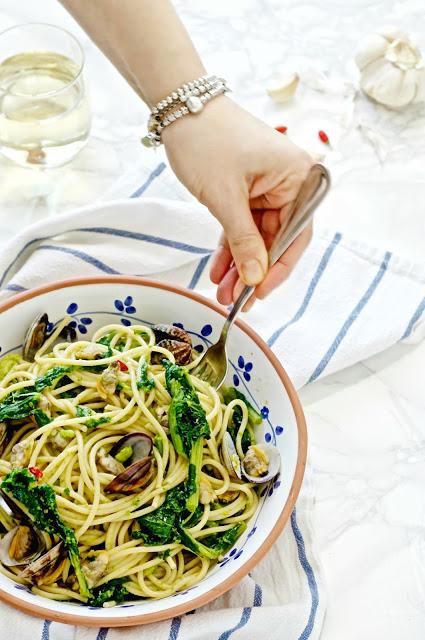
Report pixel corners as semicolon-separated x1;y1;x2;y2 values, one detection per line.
378;26;409;44
413;68;425;103
366;62;408;108
398;68;419;105
355;34;388;70
267;73;299;103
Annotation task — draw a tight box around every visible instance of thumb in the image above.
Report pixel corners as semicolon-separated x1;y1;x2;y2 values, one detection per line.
215;196;268;287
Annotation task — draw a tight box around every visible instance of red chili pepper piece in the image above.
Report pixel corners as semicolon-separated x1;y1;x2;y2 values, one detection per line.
318;130;330;144
117;360;128;372
275;125;288;134
29;466;43;479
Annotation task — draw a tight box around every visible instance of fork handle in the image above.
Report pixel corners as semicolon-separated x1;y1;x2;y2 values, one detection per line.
220;163;331;342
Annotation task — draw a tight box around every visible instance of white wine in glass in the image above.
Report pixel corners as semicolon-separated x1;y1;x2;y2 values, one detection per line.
0;23;91;168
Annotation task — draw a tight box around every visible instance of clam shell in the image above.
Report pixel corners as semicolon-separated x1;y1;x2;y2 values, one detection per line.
241;444;281;483
109;433;152;464
104;457;153;494
156;339;192;365
23;313;48;362
0;525;46;567
152;324;192;346
19;541;63;580
221;432;242;480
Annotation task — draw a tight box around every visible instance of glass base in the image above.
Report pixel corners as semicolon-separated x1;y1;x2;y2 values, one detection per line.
0;137;89;169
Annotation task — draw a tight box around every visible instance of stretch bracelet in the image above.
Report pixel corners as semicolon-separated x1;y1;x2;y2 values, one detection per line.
141;75;229;148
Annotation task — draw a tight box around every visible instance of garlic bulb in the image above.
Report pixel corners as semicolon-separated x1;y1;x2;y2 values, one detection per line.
267;72;299;103
355;27;425;109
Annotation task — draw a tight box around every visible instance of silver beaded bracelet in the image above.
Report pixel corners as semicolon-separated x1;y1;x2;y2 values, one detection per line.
141;75;229;148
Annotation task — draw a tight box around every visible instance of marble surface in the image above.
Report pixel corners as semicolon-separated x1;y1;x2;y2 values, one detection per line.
0;1;425;639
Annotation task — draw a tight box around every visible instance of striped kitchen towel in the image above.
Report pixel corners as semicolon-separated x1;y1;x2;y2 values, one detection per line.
0;160;423;640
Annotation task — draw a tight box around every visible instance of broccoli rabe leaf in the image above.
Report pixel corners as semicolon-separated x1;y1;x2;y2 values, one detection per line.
137;359;155;391
0;366;72;423
179;522;247;560
153;434;164;455
164;361;210;512
0;391;42;422
76;405;110;429
134;485;186;545
33;409;51;427
134;483;246;560
88;578;130;607
0;468;90;598
34;366;72;392
56;375;85;399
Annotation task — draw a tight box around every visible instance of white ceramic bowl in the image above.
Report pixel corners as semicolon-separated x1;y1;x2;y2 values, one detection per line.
0;276;306;626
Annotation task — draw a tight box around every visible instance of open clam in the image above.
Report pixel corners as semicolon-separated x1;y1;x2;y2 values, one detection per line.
241;444;280;483
23;313;77;362
104;433;153;494
23;313;49;362
221;432;242;480
0;525;46;567
222;433;280;484
19;541;64;581
152;324;192;365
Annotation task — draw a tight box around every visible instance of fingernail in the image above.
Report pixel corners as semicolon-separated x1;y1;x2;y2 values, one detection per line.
241;259;264;285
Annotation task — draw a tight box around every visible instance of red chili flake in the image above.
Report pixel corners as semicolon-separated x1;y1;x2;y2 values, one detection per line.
318;130;330;145
117;360;128;372
29;466;43;479
275;125;288;134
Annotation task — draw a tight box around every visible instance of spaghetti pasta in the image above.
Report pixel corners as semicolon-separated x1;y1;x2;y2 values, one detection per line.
0;321;263;606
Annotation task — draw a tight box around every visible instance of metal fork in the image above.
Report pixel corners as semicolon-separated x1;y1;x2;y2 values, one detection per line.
191;163;331;389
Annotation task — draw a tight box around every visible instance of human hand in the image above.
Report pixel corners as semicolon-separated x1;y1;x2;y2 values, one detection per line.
163;96;313;310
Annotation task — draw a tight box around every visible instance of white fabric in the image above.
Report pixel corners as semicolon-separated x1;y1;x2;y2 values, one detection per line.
0;161;423;640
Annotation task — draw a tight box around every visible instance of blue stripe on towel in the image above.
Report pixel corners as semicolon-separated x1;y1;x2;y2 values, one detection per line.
41;620;51;640
216;580;263;640
95;629;109;640
308;250;392;383
268;232;342;347
188;254;211;289
168;616;182;640
401;296;425;340
77;227;212;255
291;510;319;640
36;245;121;275
253;582;263;607
218;608;252;640
130;162;167;198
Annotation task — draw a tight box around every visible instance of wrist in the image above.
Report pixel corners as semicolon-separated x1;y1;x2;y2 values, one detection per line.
142;75;229;148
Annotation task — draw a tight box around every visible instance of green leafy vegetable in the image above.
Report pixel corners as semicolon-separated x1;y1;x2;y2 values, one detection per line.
56;375;85;399
179;522;247;560
164;361;210;513
134;483;246;560
76;405;110;429
0;468;90;597
0;354;22;380
0;366;72;423
134;485;186;545
0;391;41;422
33;409;51;427
137;359;155;391
153;434;163;455
222;387;262;453
34;366;72;392
114;445;133;464
88;578;130;607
